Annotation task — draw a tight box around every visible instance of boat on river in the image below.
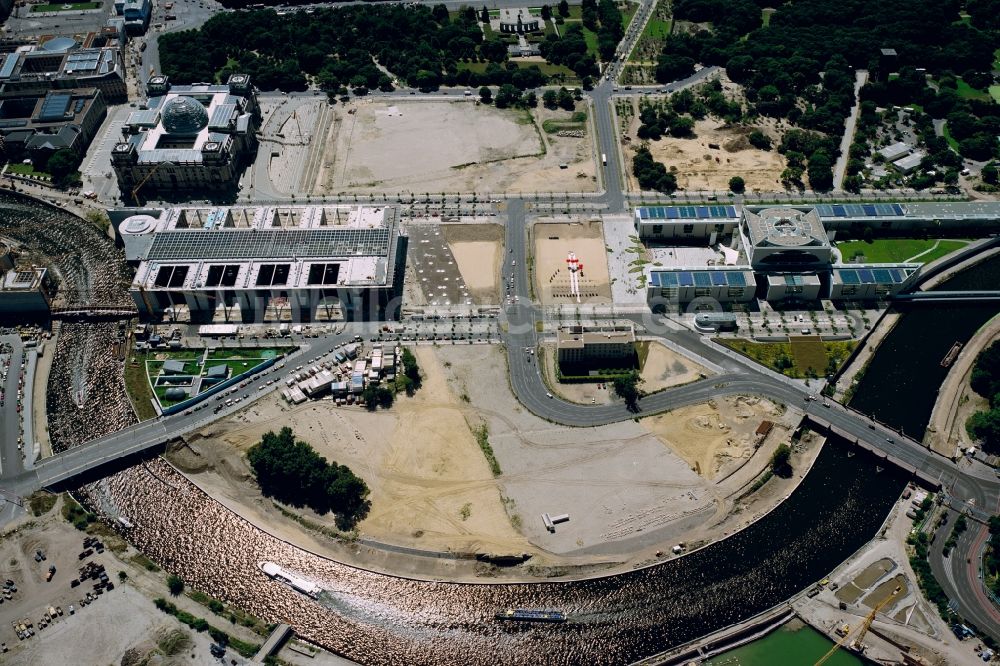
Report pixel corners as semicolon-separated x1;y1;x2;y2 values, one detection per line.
495;609;568;623
258;561;322;598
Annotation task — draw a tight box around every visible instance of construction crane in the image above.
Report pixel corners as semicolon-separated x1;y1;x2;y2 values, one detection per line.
814;585;902;666
131;160;174;207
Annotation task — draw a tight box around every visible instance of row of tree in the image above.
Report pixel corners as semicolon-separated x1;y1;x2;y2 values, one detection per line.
967;341;1000;453
247;427;370;529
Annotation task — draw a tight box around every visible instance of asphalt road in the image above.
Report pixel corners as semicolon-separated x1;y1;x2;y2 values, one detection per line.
0;335;25;482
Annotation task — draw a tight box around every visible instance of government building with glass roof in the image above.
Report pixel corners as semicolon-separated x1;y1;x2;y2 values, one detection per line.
117;204;406;322
636;201;1000;308
111;74;259;197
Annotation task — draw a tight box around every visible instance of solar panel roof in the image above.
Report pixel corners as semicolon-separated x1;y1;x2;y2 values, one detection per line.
838;270;860;284
637;205;738;220
815;202;905;218
727;272;747;286
145;228;391;262
694;272;712;287
0;54;18;79
678;272;694;287
711;272;727;286
858;269;875;283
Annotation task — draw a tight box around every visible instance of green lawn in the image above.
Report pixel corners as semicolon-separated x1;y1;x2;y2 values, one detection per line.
990;85;1000;104
207;347;290;360
458;60;577;81
717;338;857;379
31;1;100;11
124;354;159;421
994;48;1000;71
581;24;600;56
941;122;959;151
762;7;775;26
955;78;991;101
621;2;638;30
6;162;50;178
836;238;970;264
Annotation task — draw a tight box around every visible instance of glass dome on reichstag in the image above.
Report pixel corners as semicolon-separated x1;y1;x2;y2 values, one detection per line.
161;96;209;135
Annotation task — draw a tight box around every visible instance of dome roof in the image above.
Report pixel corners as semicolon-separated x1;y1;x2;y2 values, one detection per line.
42;37;78;53
121;214;158;235
161;96;208;135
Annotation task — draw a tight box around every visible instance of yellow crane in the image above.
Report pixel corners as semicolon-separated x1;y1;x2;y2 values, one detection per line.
131;160;174;207
814;585;901;666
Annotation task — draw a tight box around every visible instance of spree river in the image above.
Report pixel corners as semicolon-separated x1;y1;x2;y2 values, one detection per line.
81;442;905;665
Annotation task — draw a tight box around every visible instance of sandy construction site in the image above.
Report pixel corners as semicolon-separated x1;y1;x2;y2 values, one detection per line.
532;219;612;304
164;345;812;575
312;100;596;195
623;116;786;192
642;396;790;480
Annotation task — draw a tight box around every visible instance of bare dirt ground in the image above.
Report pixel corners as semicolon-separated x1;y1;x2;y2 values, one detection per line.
173;346;528;557
623;116;786;192
0;501;221;665
312;100;595;195
639;339;711;392
156;344;821;580
442;223;503;303
540;340;712;405
641;396;789;480
532;219;612;303
925;314;1000;457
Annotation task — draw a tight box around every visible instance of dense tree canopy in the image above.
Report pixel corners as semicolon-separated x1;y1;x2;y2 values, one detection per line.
160;5;552;92
247;427;370;529
967;342;1000;453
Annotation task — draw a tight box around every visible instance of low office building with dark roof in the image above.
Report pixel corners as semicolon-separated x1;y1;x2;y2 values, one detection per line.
0;87;106;165
0;44;126;103
112;74;259;197
117;204;406;322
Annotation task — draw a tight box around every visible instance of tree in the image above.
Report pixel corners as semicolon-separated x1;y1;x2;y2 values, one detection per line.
729;176;745;193
431;3;448;23
494;83;520;108
400;348;422;394
167;575;184;596
748;130;772;151
967;409;1000;453
247;427;371;528
118;571;128;583
558;0;569;17
982;162;999;186
541;4;551;20
479;86;493;104
632;145;677;193
45;148;82;189
542;89;558;109
655;54;695;84
480;5;489;22
557;86;575;111
612;372;643;412
771;444;793;478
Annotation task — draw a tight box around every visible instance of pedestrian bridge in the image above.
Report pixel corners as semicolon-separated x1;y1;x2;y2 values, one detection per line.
892;291;1000;303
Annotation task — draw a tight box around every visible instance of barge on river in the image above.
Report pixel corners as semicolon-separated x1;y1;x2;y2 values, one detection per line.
258;561;322;599
495;609;568;623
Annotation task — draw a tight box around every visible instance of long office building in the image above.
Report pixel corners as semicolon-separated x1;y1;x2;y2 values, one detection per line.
118;204;406;322
635;202;968;307
0;43;126;103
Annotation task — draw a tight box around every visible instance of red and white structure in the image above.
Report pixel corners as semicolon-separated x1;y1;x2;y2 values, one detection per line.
566;251;584;301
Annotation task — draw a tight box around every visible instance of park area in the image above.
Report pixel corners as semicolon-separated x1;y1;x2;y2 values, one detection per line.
125;347;292;417
718;337;857;379
835;238;970;264
312;100;596;195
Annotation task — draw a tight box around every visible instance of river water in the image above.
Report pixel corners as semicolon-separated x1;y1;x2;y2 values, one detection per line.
80;442;905;665
849;255;1000;435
